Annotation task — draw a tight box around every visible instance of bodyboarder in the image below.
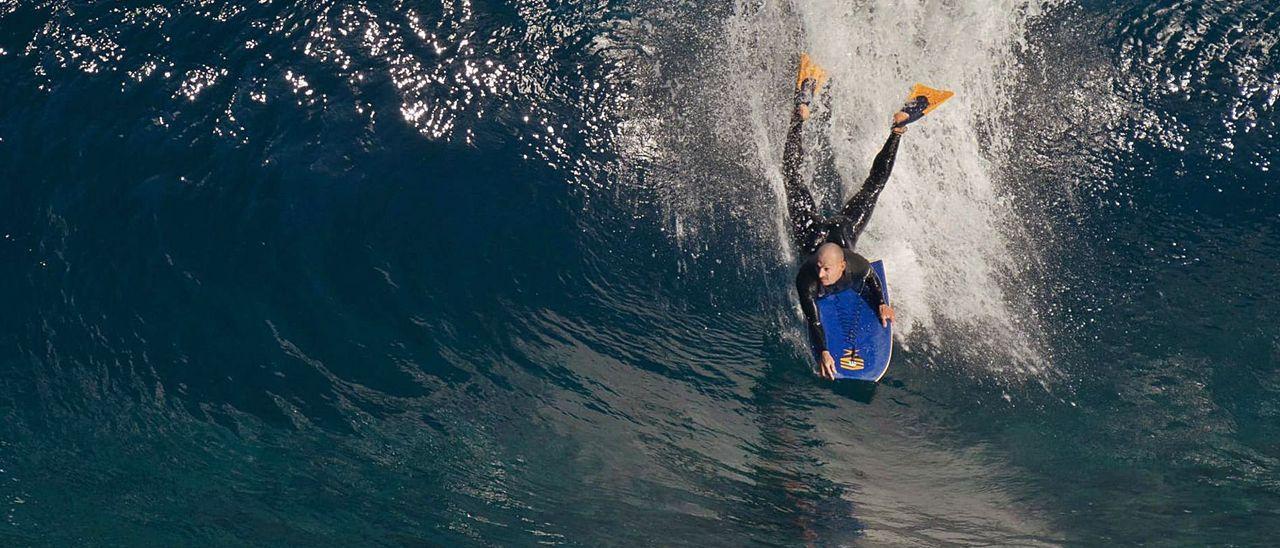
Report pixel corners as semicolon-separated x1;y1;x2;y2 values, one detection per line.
785;54;910;381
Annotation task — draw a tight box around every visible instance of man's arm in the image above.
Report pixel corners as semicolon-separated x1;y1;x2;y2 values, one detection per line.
795;271;827;352
863;269;885;309
863;268;895;327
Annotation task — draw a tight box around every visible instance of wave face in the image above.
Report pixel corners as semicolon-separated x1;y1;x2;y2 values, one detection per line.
2;0;1278;545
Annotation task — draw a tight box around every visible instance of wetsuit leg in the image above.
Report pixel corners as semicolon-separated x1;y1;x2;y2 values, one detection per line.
837;132;901;248
783;110;825;256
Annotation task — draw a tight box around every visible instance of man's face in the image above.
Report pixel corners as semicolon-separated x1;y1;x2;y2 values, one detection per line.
816;256;845;286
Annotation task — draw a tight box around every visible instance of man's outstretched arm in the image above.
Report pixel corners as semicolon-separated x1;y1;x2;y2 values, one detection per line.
864;270;885;310
863;269;896;327
797;272;839;380
796;272;827;352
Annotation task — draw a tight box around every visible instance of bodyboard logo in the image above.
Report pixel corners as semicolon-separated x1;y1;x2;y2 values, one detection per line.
839;348;865;371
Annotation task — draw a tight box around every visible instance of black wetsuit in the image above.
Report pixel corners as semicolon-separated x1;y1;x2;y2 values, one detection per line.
784;109;900;352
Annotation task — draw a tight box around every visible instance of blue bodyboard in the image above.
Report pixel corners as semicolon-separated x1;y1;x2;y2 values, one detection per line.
814;261;892;382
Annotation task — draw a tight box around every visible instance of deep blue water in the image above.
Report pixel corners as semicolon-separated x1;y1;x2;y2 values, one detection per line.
2;0;1279;545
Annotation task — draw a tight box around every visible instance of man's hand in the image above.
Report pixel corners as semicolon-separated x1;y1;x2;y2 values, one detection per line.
879;304;896;327
892;111;909;134
819;350;836;381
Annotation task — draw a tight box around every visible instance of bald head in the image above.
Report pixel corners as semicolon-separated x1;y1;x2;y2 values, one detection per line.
817;243;844;263
815;243;847;286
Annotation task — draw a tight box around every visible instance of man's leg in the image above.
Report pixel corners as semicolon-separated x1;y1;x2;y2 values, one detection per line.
783;108;825;255
839;131;902;247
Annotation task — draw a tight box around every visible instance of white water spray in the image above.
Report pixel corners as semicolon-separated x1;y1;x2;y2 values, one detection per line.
616;0;1062;379
713;0;1058;378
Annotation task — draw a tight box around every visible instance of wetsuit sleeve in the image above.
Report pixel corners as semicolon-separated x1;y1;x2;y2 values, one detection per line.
795;269;827;352
863;268;886;310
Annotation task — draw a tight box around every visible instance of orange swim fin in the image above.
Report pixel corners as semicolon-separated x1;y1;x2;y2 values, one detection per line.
795;53;828;99
895;83;955;127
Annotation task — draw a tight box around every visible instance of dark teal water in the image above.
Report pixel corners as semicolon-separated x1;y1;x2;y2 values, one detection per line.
2;0;1278;545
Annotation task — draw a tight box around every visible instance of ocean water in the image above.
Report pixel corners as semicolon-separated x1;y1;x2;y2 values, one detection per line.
2;0;1278;544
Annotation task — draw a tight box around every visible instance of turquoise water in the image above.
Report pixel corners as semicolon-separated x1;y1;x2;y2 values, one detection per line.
2;0;1278;545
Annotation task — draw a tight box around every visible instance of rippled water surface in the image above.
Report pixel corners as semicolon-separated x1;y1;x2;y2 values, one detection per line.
2;0;1279;545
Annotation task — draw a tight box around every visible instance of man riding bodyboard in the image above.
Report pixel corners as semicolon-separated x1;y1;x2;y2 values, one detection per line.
784;54;950;381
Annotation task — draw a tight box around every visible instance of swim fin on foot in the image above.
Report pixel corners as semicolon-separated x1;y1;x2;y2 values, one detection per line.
894;83;954;127
794;53;828;107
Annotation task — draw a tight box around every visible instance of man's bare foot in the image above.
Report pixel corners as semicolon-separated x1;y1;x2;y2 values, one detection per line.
795;77;819;121
892;111;909;134
794;54;827;120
